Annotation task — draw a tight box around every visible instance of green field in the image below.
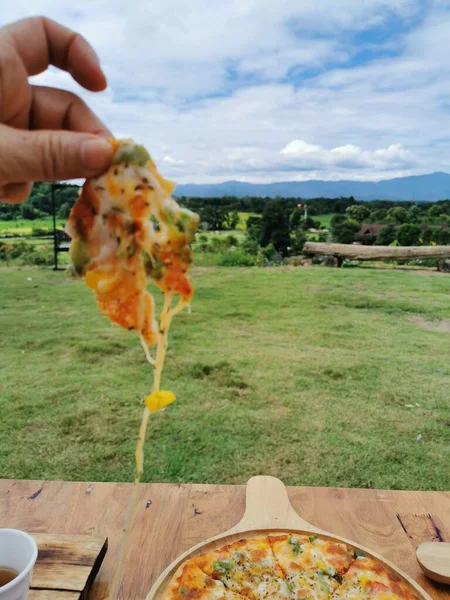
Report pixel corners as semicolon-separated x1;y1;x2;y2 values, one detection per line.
0;218;66;236
314;214;334;228
1;266;449;489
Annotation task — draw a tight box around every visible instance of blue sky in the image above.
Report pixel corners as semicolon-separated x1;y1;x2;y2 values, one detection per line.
2;0;450;184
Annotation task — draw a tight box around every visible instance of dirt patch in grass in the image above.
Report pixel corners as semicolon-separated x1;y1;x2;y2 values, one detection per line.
409;315;450;333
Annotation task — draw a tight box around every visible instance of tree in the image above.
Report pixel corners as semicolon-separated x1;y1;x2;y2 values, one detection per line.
200;205;228;230
345;204;371;222
20;204;38;220
289;207;302;230
224;210;239;230
369;208;388;223
331;214;346;228
301;216;321;230
386;207;409;224
246;216;262;241
331;218;360;244
259;201;290;256
290;230;307;255
428;204;443;218
421;227;433;245
433;227;450;245
375;224;396;246
397;223;421;246
438;214;450;225
407;205;422;223
58;202;71;219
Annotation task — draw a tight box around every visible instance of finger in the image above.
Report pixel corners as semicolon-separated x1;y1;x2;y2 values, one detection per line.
0;182;32;204
31;86;112;136
1;16;107;92
0;124;114;185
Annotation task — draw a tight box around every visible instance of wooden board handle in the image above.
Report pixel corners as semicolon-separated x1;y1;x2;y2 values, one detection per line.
230;476;321;534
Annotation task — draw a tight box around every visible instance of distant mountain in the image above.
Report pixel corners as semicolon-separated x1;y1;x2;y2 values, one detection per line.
175;172;450;201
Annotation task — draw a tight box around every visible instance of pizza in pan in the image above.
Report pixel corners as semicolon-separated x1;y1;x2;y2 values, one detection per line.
162;534;421;600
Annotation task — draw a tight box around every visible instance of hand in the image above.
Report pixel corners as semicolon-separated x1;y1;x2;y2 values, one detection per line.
0;16;114;203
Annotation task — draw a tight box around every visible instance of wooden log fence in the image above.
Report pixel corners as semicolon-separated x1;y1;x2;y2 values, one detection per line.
302;242;450;271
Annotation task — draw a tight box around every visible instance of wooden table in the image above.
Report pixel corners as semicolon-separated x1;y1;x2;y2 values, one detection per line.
1;479;449;600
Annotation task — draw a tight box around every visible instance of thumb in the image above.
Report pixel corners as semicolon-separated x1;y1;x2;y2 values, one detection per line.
0;124;114;189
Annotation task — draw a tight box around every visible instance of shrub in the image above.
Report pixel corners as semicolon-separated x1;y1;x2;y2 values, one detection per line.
225;235;239;247
209;237;229;252
27;246;53;266
359;233;377;246
10;241;33;259
31;227;49;237
331;218;360;244
241;237;259;255
376;224;396;246
0;243;13;261
290;230;307;255
433;227;450;245
197;241;211;253
0;241;54;266
246;216;263;241
218;250;255;266
397;223;421;246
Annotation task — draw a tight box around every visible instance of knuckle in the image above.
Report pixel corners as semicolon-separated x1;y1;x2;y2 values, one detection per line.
26;15;48;30
37;132;63;181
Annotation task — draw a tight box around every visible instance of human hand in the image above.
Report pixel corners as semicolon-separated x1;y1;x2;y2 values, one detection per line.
0;16;114;203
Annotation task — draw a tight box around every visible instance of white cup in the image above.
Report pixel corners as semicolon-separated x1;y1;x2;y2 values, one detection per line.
0;529;38;600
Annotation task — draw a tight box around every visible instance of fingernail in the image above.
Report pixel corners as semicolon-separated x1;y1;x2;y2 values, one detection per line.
82;138;113;172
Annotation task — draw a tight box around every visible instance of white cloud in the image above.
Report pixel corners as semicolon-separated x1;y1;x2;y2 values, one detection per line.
1;0;450;184
163;156;185;165
281;140;416;170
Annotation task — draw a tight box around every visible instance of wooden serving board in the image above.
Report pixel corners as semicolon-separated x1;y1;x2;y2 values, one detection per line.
29;533;108;599
146;476;433;600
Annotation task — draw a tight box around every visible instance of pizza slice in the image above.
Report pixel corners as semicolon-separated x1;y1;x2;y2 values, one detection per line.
162;560;245;600
194;537;290;600
269;533;354;600
66;138;199;349
332;556;421;600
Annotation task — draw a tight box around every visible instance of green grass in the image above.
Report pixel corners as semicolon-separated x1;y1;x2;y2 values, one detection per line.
314;214;334;228
237;212;257;230
0;218;66;236
1;266;449;489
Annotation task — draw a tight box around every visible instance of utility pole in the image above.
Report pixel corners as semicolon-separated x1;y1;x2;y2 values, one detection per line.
51;182;77;271
51;184;58;271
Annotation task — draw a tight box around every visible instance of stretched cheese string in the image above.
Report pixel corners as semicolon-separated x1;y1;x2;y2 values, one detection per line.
111;292;184;599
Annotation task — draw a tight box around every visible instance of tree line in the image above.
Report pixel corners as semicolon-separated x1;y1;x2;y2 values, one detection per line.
1;182;450;254
2;181;450;226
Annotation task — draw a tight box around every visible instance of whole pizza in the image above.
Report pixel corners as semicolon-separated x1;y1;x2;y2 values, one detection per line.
162;533;421;600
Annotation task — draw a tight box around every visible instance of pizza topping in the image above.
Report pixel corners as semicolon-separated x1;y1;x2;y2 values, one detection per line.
318;569;336;578
145;390;176;412
288;537;303;556
213;561;235;575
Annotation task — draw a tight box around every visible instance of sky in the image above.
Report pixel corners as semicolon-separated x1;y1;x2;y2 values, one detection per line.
2;1;450;184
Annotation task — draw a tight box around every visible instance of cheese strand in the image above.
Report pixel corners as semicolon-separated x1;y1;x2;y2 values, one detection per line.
111;292;176;599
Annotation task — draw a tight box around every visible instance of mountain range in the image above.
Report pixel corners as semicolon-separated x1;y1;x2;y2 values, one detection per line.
175;172;450;201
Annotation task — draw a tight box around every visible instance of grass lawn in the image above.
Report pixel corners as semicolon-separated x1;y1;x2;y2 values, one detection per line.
1;266;449;489
314;214;334;228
